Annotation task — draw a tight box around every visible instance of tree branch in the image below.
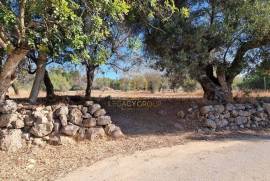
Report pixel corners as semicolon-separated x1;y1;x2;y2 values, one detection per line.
19;0;26;45
226;36;270;82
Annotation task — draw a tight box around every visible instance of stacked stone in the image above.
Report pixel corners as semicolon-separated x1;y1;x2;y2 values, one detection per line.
0;100;124;152
0;100;24;152
54;101;123;141
199;103;270;131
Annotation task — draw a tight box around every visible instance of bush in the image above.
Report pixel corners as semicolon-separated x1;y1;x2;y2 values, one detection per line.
144;73;162;93
182;78;197;92
70;85;84;91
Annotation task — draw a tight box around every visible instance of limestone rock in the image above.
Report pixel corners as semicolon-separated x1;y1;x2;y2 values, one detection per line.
82;118;96;128
235;116;248;125
89;104;101;114
82;113;92;119
48;135;61;145
77;128;86;140
24;115;35;126
0;113;17;128
69;108;83;126
55;106;69;116
213;105;225;113
263;103;270;115
0;129;23;152
30;121;54;137
61;124;80;136
81;107;88;115
205;119;216;129
59;114;68;126
30;110;54;137
85;127;106;141
111;129;124;139
104;124;120;135
85;101;94;107
11;116;25;129
0;100;17;113
94;109;106;117
97;116;112;126
200;106;213;114
225;103;234;111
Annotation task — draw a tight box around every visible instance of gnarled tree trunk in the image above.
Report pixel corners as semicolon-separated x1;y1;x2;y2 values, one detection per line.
44;69;55;98
85;65;96;99
197;64;233;103
29;54;47;104
0;48;28;102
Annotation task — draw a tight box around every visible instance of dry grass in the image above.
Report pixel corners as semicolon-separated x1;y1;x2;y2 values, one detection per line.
8;88;270;99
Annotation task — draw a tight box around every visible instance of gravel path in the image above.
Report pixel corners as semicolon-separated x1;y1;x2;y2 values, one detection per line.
58;139;270;181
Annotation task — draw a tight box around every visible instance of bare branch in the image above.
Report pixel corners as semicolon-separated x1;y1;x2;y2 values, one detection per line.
19;0;26;45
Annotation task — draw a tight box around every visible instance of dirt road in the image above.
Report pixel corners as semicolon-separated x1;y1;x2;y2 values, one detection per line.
58;140;270;181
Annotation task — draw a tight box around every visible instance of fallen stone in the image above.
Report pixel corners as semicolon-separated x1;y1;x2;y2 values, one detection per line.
60;136;76;145
85;127;106;141
0;129;23;152
48;135;61;145
104;124;120;135
97;116;112;126
111;129;124;139
77;128;86;140
32;138;46;147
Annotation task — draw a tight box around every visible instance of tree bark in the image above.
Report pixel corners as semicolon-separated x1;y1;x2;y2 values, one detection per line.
197;64;233;103
11;84;19;95
85;65;96;99
0;48;28;102
29;54;47;104
44;69;55;98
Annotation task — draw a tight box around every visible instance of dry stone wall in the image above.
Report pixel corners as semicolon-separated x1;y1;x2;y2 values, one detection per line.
197;102;270;131
0;100;124;152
